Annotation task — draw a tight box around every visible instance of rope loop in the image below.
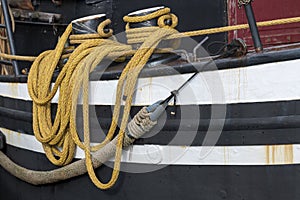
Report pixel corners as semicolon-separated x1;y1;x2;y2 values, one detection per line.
124;8;179;45
157;13;178;28
69;19;113;44
97;19;113;38
123;7;171;23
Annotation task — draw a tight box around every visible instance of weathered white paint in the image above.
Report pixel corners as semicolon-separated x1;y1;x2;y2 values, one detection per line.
1;128;297;166
1;59;300;105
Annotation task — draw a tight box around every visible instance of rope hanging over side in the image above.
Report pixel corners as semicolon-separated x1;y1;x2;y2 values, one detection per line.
26;13;177;189
77;27;178;190
27;19;120;167
0;106;157;185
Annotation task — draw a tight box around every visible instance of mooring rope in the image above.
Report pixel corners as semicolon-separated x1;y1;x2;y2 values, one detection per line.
0;107;157;185
26;11;177;189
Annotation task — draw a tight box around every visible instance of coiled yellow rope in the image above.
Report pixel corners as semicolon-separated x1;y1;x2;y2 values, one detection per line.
124;7;179;45
27;20;118;164
27;12;177;189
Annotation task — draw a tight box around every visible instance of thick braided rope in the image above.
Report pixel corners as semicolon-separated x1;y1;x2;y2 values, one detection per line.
123;7;171;23
27;16;167;189
167;16;300;39
0;109;156;185
77;27;177;189
69;19;113;44
124;8;179;45
0;53;36;61
27;20;119;167
52;26;173;189
69;42;131;189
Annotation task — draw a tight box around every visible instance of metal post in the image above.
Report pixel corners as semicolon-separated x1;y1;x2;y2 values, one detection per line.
239;0;263;52
1;0;19;75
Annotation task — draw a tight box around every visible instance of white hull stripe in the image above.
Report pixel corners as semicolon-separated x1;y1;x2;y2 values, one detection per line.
1;128;298;166
1;59;300;105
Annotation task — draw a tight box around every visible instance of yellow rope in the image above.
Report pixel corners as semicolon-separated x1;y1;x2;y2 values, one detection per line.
123;7;171;23
167;16;300;39
0;53;36;61
28;21;118;165
69;19;113;45
26;7;181;189
27;15;177;189
87;28;176;189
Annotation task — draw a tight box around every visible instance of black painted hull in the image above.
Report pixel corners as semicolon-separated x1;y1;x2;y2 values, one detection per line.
1;145;299;200
1;82;300;200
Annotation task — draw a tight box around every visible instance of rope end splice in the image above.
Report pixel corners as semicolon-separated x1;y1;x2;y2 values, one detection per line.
124;106;158;146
